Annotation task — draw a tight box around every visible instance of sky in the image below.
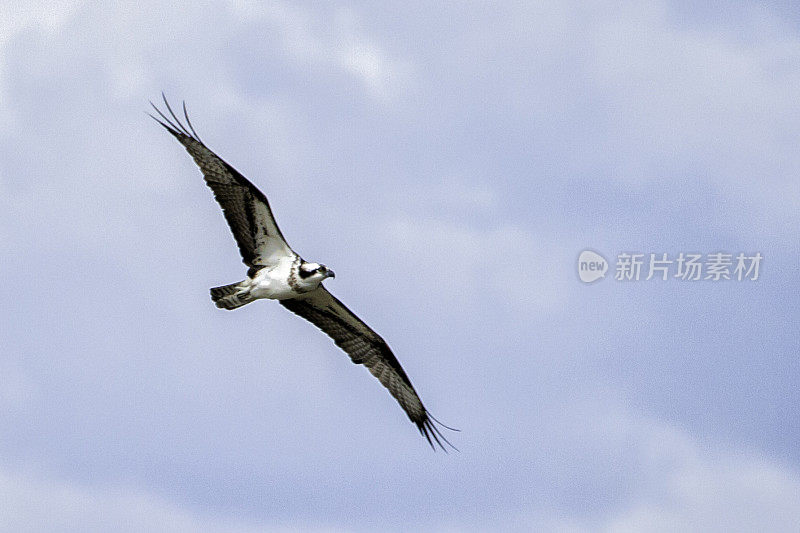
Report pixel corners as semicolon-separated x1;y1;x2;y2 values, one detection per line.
1;1;799;531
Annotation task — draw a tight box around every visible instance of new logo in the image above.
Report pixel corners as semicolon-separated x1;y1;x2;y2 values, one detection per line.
578;250;608;283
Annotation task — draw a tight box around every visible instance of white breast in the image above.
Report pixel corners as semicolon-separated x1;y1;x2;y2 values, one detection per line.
248;257;299;300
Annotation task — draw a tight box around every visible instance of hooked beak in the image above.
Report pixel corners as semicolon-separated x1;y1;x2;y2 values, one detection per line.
326;270;335;279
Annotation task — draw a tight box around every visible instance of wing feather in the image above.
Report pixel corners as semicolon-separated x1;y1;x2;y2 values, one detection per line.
280;287;456;450
151;97;294;267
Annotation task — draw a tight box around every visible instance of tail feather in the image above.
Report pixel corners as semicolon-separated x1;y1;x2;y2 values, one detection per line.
210;281;254;310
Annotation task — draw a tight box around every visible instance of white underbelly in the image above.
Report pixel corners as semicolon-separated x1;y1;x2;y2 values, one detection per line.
247;262;298;300
250;278;296;299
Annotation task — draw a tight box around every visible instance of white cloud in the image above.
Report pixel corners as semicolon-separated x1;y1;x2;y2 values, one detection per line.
0;0;80;52
584;1;800;211
607;444;800;532
332;8;415;102
425;400;800;532
337;41;413;101
0;466;269;533
0;0;82;128
553;401;800;532
381;217;574;315
227;1;414;101
416;0;800;223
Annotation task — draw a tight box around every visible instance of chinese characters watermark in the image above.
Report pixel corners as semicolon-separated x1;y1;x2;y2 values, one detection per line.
578;250;762;283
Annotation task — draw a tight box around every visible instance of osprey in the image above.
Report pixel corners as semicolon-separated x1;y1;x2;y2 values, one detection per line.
150;96;454;450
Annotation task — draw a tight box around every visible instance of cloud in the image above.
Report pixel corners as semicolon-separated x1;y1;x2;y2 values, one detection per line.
421;401;800;532
381;217;573;315
227;1;415;102
0;466;269;533
0;0;82;128
400;0;800;229
586;1;800;196
601;417;800;532
509;401;800;532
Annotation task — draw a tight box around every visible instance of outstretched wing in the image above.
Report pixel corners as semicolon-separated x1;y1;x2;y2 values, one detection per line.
150;96;294;267
280;286;455;450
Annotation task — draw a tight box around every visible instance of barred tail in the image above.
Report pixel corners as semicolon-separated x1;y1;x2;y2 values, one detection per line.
210;281;253;310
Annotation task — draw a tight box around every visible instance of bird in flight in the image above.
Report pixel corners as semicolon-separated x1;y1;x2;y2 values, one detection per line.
150;96;455;450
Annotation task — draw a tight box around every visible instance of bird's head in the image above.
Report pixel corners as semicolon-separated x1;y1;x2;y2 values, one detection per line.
298;261;335;287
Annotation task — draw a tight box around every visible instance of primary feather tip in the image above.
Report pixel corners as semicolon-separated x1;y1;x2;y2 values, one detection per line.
418;413;459;453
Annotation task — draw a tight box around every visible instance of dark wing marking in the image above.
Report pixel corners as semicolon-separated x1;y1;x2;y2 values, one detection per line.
150;95;294;267
280;286;456;451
